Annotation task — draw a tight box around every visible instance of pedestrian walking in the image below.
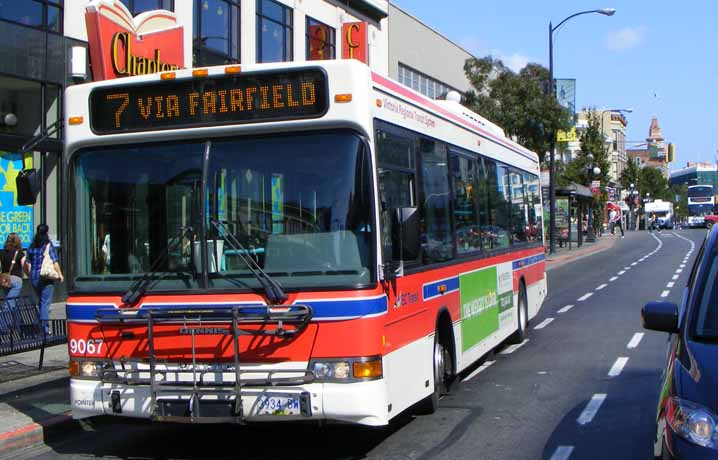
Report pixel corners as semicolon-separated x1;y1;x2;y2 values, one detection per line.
24;224;64;334
609;207;625;237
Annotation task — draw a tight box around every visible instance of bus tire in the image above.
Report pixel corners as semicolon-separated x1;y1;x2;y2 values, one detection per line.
507;282;528;344
416;329;452;415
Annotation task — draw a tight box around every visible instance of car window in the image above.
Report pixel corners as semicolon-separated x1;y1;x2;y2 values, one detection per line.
692;243;718;340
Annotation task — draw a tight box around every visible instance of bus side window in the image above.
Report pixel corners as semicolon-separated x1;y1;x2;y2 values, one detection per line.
375;125;418;264
419;137;453;264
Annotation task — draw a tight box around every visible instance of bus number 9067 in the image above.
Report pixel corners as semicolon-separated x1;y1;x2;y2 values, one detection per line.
69;338;104;356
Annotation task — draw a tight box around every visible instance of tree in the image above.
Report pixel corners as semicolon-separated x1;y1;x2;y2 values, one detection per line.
671;184;688;220
463;57;572;162
620;156;641;192
639;167;672;201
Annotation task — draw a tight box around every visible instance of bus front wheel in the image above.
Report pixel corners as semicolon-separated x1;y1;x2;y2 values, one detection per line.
507;283;528;344
416;331;452;415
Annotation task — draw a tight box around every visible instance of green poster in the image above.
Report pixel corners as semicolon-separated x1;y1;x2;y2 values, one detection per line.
460;267;500;352
556;197;569;229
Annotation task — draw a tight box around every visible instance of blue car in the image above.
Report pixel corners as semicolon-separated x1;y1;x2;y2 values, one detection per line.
642;228;718;459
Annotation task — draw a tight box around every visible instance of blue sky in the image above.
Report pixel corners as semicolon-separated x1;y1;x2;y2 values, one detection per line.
393;0;718;170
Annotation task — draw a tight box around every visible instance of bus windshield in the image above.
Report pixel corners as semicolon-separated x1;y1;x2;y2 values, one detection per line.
688;204;715;216
72;130;374;293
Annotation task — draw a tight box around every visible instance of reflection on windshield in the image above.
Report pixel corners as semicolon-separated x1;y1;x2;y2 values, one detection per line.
205;131;373;289
694;250;718;340
688;204;715;216
72;131;373;293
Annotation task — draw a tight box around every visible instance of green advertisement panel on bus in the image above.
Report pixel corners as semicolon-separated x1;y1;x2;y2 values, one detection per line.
460;264;514;352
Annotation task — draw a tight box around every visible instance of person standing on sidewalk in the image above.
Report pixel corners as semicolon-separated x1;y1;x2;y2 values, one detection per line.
24;225;64;334
0;233;26;304
609;208;624;238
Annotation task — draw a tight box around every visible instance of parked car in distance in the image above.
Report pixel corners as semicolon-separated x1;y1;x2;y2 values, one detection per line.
642;228;718;459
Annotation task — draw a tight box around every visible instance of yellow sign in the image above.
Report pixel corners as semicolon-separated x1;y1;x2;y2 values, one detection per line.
557;128;578;142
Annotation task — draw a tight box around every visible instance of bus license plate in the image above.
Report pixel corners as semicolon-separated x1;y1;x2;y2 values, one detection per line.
256;394;301;416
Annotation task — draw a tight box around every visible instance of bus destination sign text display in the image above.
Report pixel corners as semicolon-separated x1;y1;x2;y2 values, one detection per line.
89;69;328;134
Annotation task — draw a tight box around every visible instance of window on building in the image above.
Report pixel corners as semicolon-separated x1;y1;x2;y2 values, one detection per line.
119;0;173;14
306;17;335;60
0;0;63;33
398;63;459;99
193;0;240;66
0;75;43;137
256;0;293;63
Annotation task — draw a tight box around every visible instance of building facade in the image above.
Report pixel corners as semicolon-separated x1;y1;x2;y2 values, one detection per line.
627;116;670;177
669;163;718;189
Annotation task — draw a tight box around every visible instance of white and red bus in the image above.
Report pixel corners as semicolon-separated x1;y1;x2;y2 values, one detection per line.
687;185;715;228
64;60;547;426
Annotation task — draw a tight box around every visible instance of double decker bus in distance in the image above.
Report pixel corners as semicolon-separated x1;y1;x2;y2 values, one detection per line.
64;60;547;426
687;185;715;228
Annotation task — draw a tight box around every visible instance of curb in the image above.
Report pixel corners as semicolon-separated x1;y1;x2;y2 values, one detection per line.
0;412;80;458
546;237;619;271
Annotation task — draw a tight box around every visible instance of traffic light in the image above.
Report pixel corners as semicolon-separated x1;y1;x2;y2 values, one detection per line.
666;143;675;163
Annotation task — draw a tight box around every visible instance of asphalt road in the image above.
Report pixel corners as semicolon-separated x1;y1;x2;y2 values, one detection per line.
12;229;705;460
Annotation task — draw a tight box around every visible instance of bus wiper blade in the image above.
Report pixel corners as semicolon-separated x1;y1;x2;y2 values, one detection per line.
210;219;287;305
121;226;195;307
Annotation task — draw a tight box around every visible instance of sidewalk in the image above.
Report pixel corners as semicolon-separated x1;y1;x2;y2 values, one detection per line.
545;231;621;271
0;344;75;457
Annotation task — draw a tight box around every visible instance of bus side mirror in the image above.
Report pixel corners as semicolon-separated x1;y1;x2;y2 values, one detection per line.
395;207;420;261
16;169;41;205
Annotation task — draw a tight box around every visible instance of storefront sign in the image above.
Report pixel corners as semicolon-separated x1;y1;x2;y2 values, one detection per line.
342;22;368;64
556;128;578;142
85;0;185;81
0;152;34;246
607;186;616;202
308;24;332;60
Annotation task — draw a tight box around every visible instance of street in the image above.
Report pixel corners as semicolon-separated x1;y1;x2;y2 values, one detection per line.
8;229;703;460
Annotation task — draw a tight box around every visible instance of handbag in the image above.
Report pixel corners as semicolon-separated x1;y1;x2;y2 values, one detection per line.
40;244;61;281
0;251;19;289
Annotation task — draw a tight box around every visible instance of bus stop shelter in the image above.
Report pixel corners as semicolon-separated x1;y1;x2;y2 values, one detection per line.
556;183;593;249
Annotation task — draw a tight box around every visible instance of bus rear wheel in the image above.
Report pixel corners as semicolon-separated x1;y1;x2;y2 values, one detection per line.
416;332;452;415
507;283;528;344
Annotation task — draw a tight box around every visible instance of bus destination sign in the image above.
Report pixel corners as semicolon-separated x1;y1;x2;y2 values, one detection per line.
89;68;328;134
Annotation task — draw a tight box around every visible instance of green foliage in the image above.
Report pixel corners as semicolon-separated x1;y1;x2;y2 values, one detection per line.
639;167;672;201
463;57;572;162
620;156;641;191
671;184;688;219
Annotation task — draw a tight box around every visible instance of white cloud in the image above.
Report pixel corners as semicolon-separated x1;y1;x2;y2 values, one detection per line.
606;26;647;51
500;53;531;73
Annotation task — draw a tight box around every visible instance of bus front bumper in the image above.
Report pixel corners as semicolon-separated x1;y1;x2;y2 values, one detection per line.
70;377;389;426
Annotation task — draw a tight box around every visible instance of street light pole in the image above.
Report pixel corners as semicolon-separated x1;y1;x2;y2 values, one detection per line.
586;154;601;242
547;8;616;255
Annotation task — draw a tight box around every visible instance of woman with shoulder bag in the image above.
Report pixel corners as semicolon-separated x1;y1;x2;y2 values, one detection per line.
1;233;26;301
25;224;64;334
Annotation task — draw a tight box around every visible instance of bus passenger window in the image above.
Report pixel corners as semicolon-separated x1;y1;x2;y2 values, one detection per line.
450;154;481;254
420;138;453;264
509;170;528;243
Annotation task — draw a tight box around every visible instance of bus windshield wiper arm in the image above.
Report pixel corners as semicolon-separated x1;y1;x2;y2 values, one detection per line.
210;219;287;305
121;226;195;307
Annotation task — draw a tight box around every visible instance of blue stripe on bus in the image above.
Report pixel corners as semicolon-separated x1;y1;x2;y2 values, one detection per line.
512;254;545;271
423;277;460;301
66;296;388;322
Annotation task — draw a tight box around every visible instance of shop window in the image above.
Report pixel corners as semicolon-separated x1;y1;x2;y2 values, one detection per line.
306;17;335;60
256;0;293;63
0;75;42;137
193;0;240;66
119;0;174;14
0;0;63;33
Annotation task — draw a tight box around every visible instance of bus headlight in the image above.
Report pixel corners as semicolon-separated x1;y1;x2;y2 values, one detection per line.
310;357;382;382
69;360;104;378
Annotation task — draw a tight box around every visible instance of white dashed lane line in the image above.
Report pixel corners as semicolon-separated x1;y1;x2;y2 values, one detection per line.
661;290;670;298
676;269;683;274
534;318;554;330
627;333;644;349
577;293;593;302
596;284;608;291
557;305;575;314
667;282;675;288
577;394;607;425
461;360;495;383
500;339;529;355
631;262;637;266
608;357;629;377
549;446;575;460
624;267;631;270
672;274;679;280
609;276;618;282
618;270;626;275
